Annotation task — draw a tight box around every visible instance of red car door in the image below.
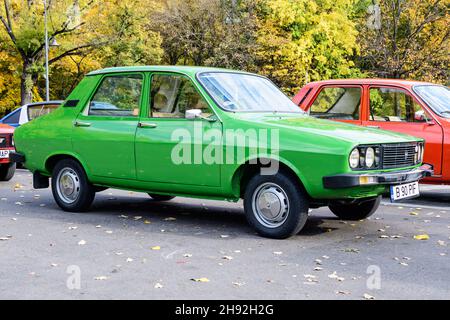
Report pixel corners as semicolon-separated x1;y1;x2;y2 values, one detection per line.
362;85;444;175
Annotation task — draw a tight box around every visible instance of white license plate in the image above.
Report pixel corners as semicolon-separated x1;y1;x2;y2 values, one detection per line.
0;150;10;159
390;181;420;201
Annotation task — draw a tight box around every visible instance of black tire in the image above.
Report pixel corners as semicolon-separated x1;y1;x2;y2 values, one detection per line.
148;193;175;201
0;163;16;181
328;196;381;220
243;172;309;239
51;159;95;212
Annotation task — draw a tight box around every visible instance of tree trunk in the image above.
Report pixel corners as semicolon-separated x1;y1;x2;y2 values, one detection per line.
20;60;33;106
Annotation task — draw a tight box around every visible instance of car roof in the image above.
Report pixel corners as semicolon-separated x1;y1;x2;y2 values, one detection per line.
23;101;64;107
304;78;440;88
87;65;254;76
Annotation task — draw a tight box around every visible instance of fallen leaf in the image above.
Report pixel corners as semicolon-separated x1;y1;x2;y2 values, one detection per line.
232;282;245;287
105;230;113;234
151;246;161;250
78;240;86;246
414;234;429;240
154;283;163;289
133;216;142;221
143;220;151;224
164;217;177;221
126;258;134;263
94;276;108;281
222;256;233;260
409;211;419;216
437;240;446;246
273;251;283;255
363;293;375;300
191;277;210;282
328;271;345;281
183;253;193;258
220;235;229;238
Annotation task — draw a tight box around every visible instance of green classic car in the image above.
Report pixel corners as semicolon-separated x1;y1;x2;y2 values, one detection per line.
11;66;432;238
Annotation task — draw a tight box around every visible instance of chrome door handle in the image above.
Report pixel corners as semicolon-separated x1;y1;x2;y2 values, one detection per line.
138;122;157;128
74;121;91;127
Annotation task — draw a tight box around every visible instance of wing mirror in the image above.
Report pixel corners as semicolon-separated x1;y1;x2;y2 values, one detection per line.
185;109;216;122
185;109;202;119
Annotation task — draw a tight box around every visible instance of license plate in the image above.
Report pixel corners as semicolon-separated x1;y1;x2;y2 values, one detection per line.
390;181;420;201
0;150;10;159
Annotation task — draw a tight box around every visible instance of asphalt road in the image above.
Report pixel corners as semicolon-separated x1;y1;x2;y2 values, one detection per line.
0;170;449;300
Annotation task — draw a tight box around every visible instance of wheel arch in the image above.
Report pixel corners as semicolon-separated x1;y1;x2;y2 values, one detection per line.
44;152;91;177
231;156;311;199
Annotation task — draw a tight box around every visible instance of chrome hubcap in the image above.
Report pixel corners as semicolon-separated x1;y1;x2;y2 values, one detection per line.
252;183;289;228
56;168;80;204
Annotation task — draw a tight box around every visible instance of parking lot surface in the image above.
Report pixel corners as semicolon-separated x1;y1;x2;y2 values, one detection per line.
0;170;449;299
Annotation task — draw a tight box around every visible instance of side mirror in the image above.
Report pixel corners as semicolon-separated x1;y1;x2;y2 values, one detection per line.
185;109;202;119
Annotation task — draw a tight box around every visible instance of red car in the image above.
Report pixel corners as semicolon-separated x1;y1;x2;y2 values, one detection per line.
0;123;15;181
293;79;450;184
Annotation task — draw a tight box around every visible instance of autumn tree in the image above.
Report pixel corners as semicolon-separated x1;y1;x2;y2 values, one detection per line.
256;0;365;95
357;0;449;82
149;0;258;70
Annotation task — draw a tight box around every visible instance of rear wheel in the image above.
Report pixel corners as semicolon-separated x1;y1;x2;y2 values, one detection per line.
243;172;309;239
51;159;95;212
0;163;16;181
148;193;175;201
328;196;381;220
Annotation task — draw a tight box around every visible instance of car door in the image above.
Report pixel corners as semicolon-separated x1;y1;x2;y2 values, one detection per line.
72;73;143;179
306;85;363;125
135;72;222;187
363;86;444;175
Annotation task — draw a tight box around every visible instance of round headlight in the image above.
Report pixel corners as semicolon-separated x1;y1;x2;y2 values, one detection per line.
365;147;375;168
349;148;360;169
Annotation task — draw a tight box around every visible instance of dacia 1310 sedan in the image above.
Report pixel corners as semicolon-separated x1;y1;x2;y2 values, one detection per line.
11;66;432;238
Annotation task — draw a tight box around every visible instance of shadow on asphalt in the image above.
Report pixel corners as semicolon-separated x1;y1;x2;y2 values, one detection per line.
28;193;337;239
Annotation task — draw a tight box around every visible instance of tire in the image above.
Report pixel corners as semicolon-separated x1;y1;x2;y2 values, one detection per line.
148;193;175;201
0;163;16;181
328;196;381;220
243;172;309;239
51;159;95;212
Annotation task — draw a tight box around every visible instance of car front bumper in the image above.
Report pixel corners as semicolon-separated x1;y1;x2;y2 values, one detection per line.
323;164;434;189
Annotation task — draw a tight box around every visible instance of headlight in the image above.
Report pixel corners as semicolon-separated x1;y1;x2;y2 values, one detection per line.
365;147;375;168
349;148;360;169
419;143;424;163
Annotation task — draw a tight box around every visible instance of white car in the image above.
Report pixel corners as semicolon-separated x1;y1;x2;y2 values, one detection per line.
0;101;63;127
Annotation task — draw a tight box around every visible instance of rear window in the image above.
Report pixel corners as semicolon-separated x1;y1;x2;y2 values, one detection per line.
2;109;20;124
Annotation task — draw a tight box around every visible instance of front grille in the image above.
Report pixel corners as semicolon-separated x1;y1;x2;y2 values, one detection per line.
382;143;417;169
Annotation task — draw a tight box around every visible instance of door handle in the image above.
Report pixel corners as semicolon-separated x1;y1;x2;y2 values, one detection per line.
74;121;92;127
138;122;157;128
367;125;379;129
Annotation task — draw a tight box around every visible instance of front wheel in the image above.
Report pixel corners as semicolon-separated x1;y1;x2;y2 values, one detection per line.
243;172;309;239
51;159;95;212
0;163;16;181
328;196;381;220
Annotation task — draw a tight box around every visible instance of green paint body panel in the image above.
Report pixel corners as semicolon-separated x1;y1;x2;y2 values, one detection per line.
13;66;423;203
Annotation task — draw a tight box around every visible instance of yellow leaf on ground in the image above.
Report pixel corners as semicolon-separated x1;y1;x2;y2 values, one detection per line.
414;234;429;240
151;246;161;250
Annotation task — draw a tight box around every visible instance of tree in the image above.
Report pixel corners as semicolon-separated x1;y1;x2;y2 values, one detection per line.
149;0;258;70
357;0;449;82
256;0;364;95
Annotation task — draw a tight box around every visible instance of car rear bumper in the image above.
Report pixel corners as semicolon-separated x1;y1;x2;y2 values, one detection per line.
1;148;15;164
323;164;434;189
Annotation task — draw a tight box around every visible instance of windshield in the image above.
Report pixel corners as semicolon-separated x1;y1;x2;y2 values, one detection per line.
414;85;450;118
198;72;303;113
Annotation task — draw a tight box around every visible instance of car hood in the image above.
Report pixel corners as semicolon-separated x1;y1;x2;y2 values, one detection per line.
0;124;15;134
230;113;421;145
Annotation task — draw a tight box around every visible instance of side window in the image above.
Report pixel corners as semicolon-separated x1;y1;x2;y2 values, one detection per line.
369;87;429;122
28;104;59;121
310;87;361;120
150;74;212;118
89;75;143;117
3;109;20;124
